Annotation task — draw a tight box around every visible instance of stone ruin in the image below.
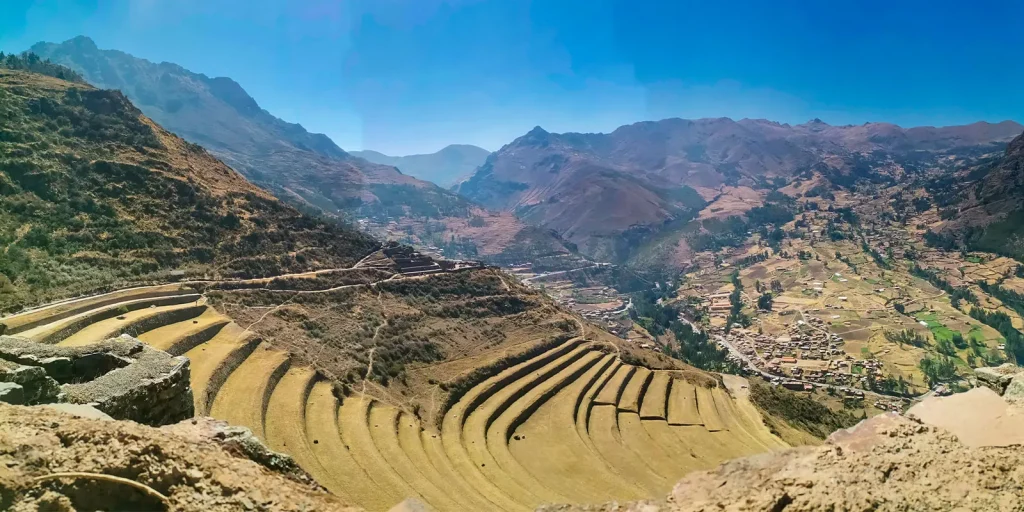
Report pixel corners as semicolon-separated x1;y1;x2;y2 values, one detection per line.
0;335;193;426
974;362;1024;402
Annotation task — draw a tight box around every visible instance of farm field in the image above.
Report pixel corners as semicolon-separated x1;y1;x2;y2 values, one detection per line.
678;208;1015;395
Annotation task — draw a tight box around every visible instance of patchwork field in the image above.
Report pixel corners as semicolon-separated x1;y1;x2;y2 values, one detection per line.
682;225;1011;393
2;274;787;511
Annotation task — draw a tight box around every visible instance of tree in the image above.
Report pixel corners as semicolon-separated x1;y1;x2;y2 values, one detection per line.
757;292;774;311
951;332;967;350
919;355;957;387
936;337;957;357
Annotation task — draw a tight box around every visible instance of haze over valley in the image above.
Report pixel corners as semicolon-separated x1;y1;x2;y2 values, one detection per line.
2;2;1024;510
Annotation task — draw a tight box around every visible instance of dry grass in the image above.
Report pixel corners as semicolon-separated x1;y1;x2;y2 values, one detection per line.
11;271;795;511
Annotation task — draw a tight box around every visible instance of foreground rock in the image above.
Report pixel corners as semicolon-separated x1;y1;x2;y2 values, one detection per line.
541;413;1024;511
0;404;359;511
907;386;1024;447
974;363;1023;394
0;335;192;425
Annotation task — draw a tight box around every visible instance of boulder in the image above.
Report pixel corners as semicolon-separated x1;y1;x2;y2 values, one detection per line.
0;335;194;425
0;381;25;405
974;363;1022;394
40;403;114;420
163;416;319;487
1004;374;1024;404
908;387;1024;447
0;364;61;405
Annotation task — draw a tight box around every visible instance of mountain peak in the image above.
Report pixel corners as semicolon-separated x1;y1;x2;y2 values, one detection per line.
521;125;552;145
65;35;98;50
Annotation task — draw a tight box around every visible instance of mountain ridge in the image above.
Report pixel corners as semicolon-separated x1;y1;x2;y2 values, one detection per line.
351;144;490;188
457;116;1022;265
28;37;575;263
0;65;378;311
28;37;463;220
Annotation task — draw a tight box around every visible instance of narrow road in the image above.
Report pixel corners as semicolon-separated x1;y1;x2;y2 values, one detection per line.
521;264;605;283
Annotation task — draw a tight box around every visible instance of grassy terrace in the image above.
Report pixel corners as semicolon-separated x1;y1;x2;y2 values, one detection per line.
4;273;792;511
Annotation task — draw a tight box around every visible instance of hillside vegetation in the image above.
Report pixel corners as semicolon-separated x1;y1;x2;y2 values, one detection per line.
0;67;376;311
30;37;572;263
748;379;860;440
456;119;1022;271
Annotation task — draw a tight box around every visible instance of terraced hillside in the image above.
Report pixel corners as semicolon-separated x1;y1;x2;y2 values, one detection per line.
0;66;376;312
2;276;786;511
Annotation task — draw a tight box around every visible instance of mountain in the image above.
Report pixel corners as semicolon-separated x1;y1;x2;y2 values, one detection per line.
457;117;1022;264
974;131;1024;204
351;144;490;188
925;129;1024;259
28;37;572;262
0;61;378;311
28;38;467;220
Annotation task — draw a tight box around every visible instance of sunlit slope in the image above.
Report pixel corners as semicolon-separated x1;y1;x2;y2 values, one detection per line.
7;283;786;511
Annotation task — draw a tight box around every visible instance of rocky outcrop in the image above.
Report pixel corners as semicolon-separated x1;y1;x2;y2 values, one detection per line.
0;403;359;511
972;362;1024;404
163;417;320;488
973;362;1022;394
0;381;25;404
0;360;61;404
0;335;193;425
542;412;1024;512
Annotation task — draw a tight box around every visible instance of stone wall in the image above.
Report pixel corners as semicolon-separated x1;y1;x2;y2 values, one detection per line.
0;335;194;426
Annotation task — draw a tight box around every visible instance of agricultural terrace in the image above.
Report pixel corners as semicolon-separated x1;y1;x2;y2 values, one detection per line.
1;257;791;511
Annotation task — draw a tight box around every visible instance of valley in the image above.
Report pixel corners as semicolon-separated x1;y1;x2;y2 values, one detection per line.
351;117;1024;412
2;30;1024;511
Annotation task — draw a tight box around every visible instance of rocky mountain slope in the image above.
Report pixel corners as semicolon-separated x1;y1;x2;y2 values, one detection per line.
457;118;1022;264
29;37;459;218
0;63;378;312
30;38;570;263
975;131;1024;203
352;144;490;188
923;130;1024;259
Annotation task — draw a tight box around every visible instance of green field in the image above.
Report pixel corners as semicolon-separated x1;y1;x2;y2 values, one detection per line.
968;325;987;343
915;312;957;342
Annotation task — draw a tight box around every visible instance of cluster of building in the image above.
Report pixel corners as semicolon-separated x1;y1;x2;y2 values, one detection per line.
705;292;734;315
721;315;895;392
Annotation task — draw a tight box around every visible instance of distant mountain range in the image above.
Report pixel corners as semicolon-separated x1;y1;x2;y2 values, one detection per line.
28;36;1024;274
352;145;490;188
30;37;572;263
456;117;1023;265
29;36;466;220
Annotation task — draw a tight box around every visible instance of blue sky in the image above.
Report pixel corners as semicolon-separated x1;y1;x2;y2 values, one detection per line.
2;0;1022;155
